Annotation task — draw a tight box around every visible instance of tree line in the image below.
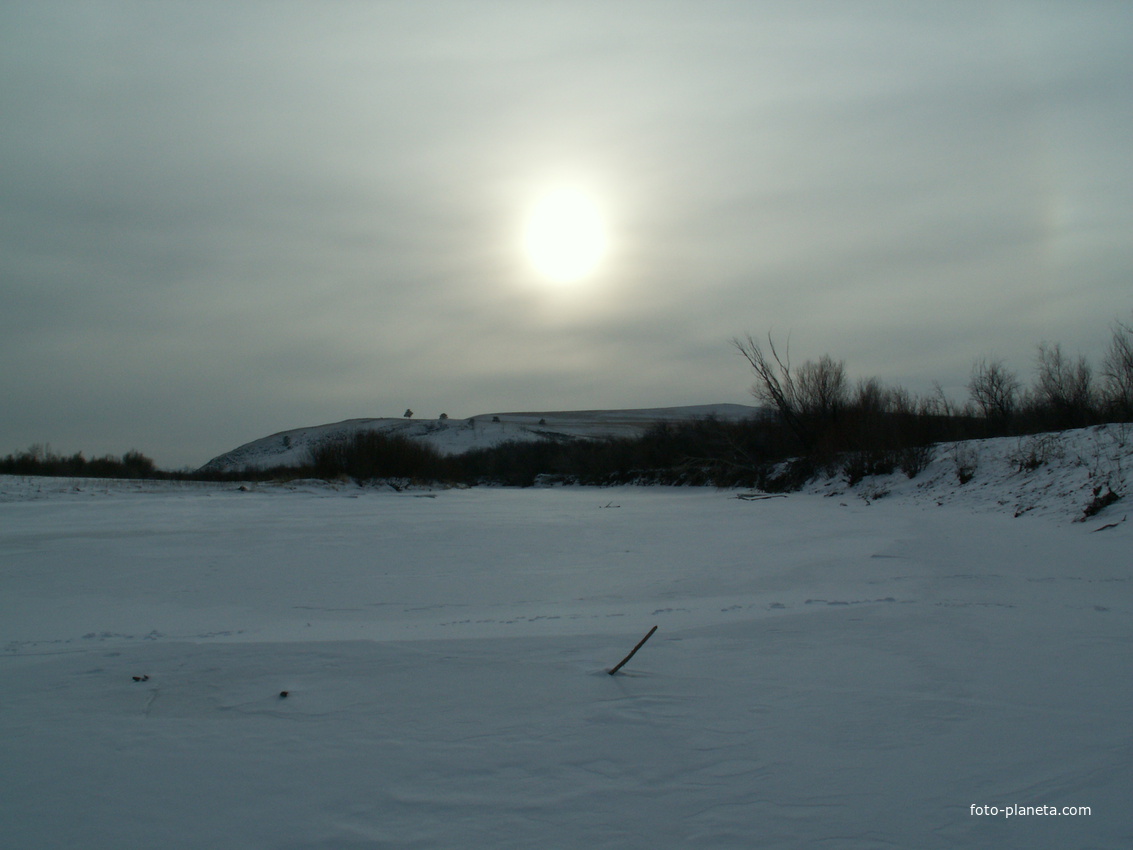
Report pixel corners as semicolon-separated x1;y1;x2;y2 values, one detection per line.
728;314;1132;488
4;315;1130;489
736;315;1131;439
0;445;160;479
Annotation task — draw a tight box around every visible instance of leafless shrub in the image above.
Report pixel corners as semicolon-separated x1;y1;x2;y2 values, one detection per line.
842;449;896;486
953;444;978;484
898;444;936;479
1009;434;1063;472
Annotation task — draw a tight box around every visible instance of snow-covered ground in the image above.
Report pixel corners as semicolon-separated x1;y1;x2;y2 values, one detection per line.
802;423;1131;524
2;427;1130;849
198;403;761;472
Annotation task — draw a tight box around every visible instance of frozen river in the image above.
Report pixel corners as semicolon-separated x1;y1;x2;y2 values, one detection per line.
2;478;1130;848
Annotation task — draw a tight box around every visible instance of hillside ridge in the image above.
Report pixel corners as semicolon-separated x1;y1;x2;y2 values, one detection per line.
198;403;762;473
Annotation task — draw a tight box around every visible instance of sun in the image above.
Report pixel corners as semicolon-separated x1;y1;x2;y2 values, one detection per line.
523;188;608;284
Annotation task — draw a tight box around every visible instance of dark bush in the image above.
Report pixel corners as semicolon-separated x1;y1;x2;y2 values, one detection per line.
0;446;160;479
308;432;451;483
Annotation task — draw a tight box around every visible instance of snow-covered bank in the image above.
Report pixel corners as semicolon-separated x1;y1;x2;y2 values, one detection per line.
1;477;1130;848
801;423;1131;524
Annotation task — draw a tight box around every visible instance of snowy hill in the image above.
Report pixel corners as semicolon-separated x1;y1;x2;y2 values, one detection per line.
195;409;1132;524
198;403;763;473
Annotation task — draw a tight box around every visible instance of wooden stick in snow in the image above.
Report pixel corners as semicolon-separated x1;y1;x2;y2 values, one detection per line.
608;625;658;675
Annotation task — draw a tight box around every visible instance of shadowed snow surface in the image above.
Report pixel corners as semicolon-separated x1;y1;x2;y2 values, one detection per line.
1;439;1131;848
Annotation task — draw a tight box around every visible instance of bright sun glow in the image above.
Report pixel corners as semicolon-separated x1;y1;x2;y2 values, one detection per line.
523;189;608;284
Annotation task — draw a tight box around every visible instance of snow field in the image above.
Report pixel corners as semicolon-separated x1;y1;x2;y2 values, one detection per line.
1;478;1130;848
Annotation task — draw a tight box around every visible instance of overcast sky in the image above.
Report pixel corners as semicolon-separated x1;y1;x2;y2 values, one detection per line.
3;1;1131;468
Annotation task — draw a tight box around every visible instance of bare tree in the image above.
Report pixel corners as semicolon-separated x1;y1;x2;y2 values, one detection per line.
887;385;916;417
1102;318;1133;418
794;354;847;418
732;334;808;448
919;382;958;418
854;377;890;416
967;358;1020;421
1034;342;1094;424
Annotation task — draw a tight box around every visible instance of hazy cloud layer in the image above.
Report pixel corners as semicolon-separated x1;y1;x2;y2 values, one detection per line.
2;1;1131;467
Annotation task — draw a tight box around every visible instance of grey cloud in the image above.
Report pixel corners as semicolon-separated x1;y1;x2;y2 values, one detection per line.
2;2;1131;466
